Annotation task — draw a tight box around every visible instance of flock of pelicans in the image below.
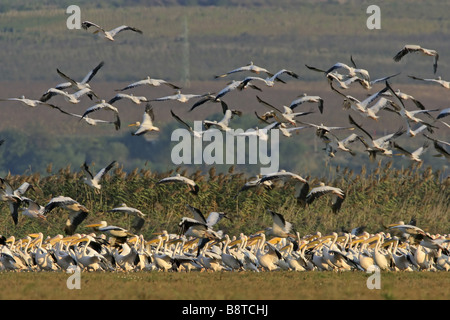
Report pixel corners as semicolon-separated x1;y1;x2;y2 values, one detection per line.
0;21;449;273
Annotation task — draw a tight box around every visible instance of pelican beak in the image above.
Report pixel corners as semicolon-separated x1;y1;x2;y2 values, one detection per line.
268;237;282;245
128;123;138;127
28;233;41;238
85;223;104;228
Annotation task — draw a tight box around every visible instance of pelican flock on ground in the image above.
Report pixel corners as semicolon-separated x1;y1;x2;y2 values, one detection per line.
0;15;448;274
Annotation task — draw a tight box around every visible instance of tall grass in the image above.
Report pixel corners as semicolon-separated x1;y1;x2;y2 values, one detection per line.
0;162;448;240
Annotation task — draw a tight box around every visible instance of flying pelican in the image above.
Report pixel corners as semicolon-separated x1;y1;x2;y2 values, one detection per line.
81;21;143;41
0;179;34;225
43;196;89;235
408;75;449;89
128;103;160;136
233;121;281;141
256;95;313;126
54;107;121;130
423;134;450;159
116;76;180;91
331;82;390;120
203;109;237;132
437;108;450;120
289;93;324;114
40;87;95;104
214;61;273;78
238;69;299;88
349;115;404;160
185;204;229;229
156;173;199;195
392;142;429;163
389;224;449;255
81;100;119;121
108;93;149;105
81;160;116;190
306;183;346;214
178;217;221;240
325;62;370;82
321;132;362;157
0;96;59;109
297;120;354;138
170;109;206;139
393;44;439;73
265;210;295;239
234;175;274;199
20;197;46;221
43;61;104;99
108;203;146;233
55;68;101;97
151;90;206;103
85;221;134;245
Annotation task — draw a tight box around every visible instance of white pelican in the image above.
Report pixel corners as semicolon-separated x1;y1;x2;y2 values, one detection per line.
129;103;160;136
85;221;134;245
213;79;262;101
203;109;237;132
0;96;59;109
185;205;229;229
108;93;148;105
55;107;121;130
81;21;143;41
178;217;221;240
116;76;180;91
331;82;390;120
306;183;346;214
436;108;450;120
321;132;362;158
151;90;205;103
0;179;33;225
40;87;95;104
325;62;370;82
81;160;116;190
389;224;449;255
234;175;274;199
392;142;429;163
55;68;100;97
297;120;354;138
423;134;450;159
81;100;119;121
239;69;299;88
289;93;324;114
393;44;439;73
108;203;146;232
408;75;449;89
157;173;199;195
46;61;104;97
265;210;294;239
234;121;280;141
349;115;405;161
256;95;313;126
170;109;206;139
71;235;109;271
20;197;46;221
405;120;430;138
259;169;308;186
43;196;89;235
215;61;273;79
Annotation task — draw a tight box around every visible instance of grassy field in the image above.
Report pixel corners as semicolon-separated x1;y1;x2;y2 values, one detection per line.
2;271;449;300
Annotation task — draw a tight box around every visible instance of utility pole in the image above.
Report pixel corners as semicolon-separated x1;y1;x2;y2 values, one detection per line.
182;15;190;88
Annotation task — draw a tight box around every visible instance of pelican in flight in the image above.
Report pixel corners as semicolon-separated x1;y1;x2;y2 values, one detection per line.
239;69;299;88
321;132;362;157
306;183;346;214
234;175;274;198
393;44;439;73
215;61;273;78
0;96;59;109
43;61;104;99
108;93;148;105
392;142;429;163
85;221;134;245
297;120;354;138
349;115;404;160
151;90;205;103
408;75;449;89
108;203;146;233
0;179;34;225
128;103;160;136
43;196;89;235
81;21;143;41
256;95;313;126
259;169;308;186
265;210;295;239
116;76;180;91
20;197;46;221
325;62;370;82
213;79;262;101
81;160;116;190
157;173;199;195
54;68;100;97
81;100;119;121
56;107;121;130
234;121;281;141
40;87;95;104
289;93;324;114
170;110;206;139
203;109;237;133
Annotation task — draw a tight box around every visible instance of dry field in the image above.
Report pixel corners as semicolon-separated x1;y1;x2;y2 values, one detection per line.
1;271;449;300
